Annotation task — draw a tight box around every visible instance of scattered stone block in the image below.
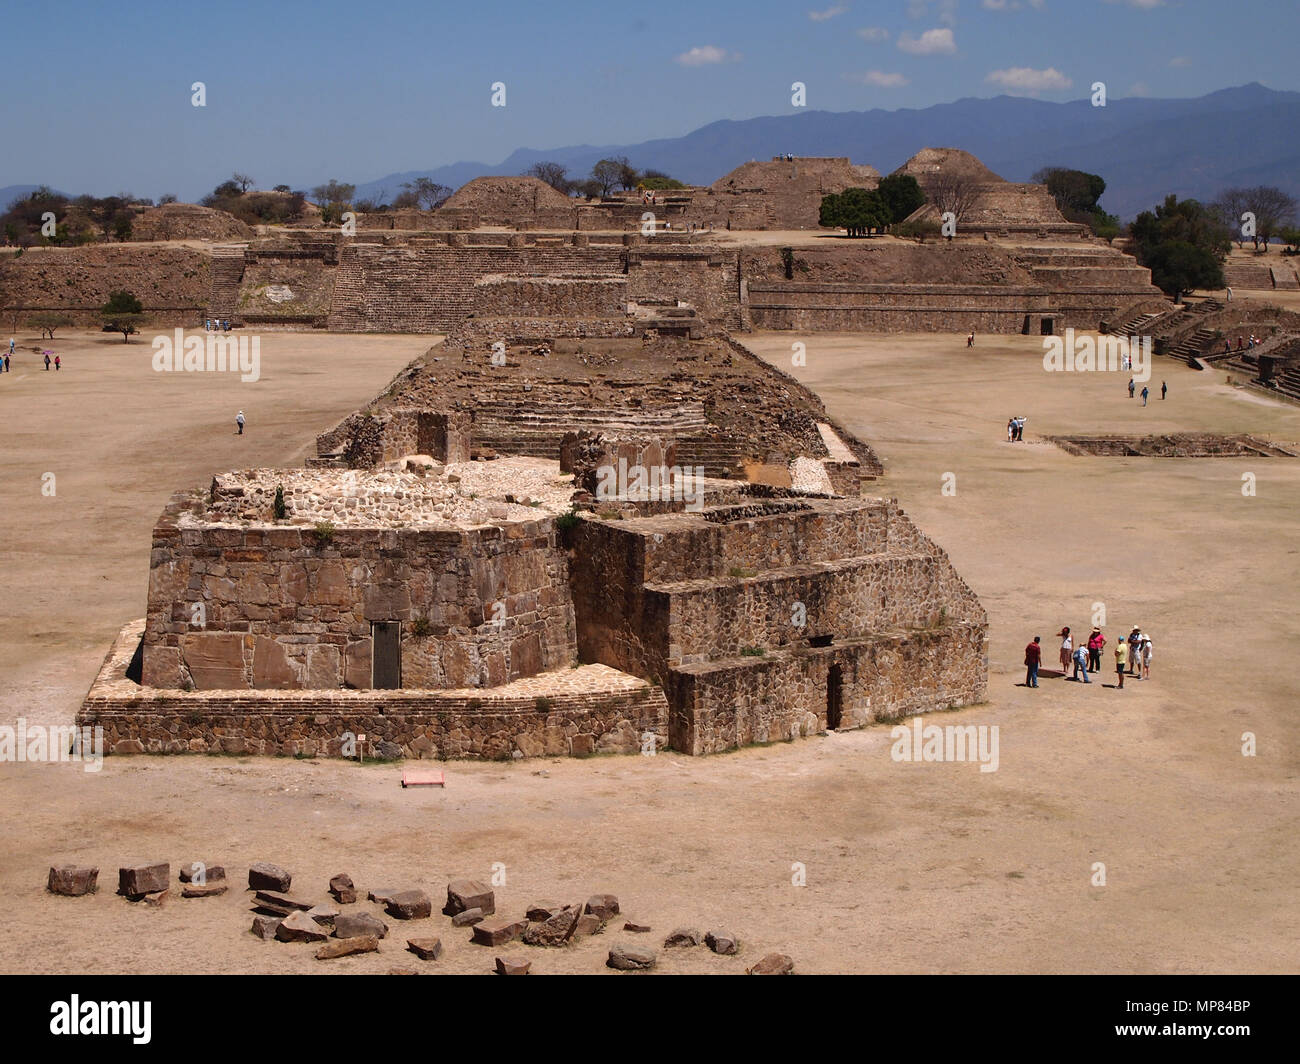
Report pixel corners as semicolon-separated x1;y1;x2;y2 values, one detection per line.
251;915;283;940
335;912;389;940
607;945;656;971
444;879;495;916
48;865;98;897
664;927;702;948
368;887;399;905
407;937;443;961
748;953;794;975
526;901;566;921
276;909;330;943
386;889;432;920
623;922;652;933
248;862;291;891
254;889;313;911
523;907;579;947
118;862;169;898
471;916;528;947
179;863;225;884
706;930;739;955
182;883;229;898
584;894;620;920
316;935;379;960
452;907;485;928
572;913;603;937
329;874;357;904
307;904;339;928
495;956;530;975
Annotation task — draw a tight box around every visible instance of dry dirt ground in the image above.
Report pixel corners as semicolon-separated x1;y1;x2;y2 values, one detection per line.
0;327;1296;975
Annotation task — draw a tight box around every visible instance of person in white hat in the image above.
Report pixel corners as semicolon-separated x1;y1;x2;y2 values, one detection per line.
1140;634;1152;680
236;410;245;435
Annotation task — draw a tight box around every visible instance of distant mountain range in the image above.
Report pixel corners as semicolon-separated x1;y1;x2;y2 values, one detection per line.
0;184;65;209
353;84;1300;221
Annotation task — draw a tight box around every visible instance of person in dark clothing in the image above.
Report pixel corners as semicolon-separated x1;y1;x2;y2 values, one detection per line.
1024;636;1042;688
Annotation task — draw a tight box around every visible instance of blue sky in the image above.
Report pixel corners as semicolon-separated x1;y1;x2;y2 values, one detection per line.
2;0;1295;200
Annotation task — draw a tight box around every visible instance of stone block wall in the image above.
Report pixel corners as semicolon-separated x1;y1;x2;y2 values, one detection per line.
140;496;576;692
667;624;987;754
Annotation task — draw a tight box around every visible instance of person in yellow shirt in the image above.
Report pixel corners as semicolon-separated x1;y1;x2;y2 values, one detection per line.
1114;638;1128;689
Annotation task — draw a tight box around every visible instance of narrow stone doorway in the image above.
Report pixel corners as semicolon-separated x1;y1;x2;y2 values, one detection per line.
826;663;843;730
372;621;401;689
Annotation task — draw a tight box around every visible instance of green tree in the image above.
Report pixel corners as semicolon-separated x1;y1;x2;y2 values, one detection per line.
400;177;451;210
32;312;72;339
875;173;926;226
524;162;571;194
102;290;144;343
310;179;355;207
819;188;889;237
1130;195;1231;302
590;158;625;197
639;169;686;190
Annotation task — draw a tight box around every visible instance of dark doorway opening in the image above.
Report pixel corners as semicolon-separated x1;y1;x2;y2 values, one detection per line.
826;663;843;730
372;621;401;689
1040;317;1055;336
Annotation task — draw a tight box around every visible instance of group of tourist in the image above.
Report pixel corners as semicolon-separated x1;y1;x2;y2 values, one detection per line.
1023;624;1152;689
205;319;232;332
1227;335;1263;353
1006;416;1026;441
1127;379;1167;405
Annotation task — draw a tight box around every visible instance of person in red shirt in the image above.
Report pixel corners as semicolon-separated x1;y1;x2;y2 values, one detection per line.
1024;636;1042;688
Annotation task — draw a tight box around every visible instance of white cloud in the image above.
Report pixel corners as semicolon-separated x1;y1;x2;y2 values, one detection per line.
985;66;1072;92
898;28;957;54
675;45;738;66
1168;55;1192;67
809;4;848;20
1127;81;1152;96
849;70;910;86
908;0;959;25
858;26;890;41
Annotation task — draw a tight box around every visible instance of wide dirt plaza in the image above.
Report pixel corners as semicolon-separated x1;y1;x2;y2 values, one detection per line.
1;324;1294;974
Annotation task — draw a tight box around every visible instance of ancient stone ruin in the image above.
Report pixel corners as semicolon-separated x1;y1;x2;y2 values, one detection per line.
79;318;988;759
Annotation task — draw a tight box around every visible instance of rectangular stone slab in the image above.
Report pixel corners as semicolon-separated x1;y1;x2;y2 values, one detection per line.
471;916;528;946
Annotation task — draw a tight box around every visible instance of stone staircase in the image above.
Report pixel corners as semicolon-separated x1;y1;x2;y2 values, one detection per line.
1169;326;1220;366
1224;263;1275;289
207;245;247;321
1271;265;1300;290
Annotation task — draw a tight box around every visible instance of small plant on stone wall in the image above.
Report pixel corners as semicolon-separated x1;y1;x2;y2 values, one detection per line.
535;696;554;713
409;614;432;639
555;508;581;532
273;485;287;521
313;520;336;547
467;698;482;711
728;566;757;579
740;645;766;657
780;246;795;280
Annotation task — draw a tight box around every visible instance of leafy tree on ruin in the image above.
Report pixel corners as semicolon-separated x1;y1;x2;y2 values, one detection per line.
875;173;926;226
1129;195;1230;302
400;177;452;210
572;178;604;199
1210;186;1297;251
232;173;255;194
102;290;144;343
310;180;355;208
819;188;890;237
158;193;178;204
1280;226;1300;254
1032;167;1120;238
639;169;687;191
524;162;572;194
590;158;627;197
615;157;640;192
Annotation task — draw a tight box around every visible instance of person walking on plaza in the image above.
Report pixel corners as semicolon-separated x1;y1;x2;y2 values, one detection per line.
1128;378;1136;398
236;410;245;435
1024;636;1042;688
1087;626;1105;672
44;353;50;370
1058;627;1073;673
1161;381;1167;400
1114;637;1128;688
1141;385;1149;406
54;355;60;370
1072;642;1091;683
